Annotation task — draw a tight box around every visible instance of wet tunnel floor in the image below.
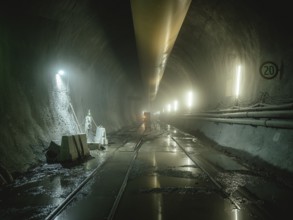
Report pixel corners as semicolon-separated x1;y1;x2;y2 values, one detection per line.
113;140;242;220
1;123;293;220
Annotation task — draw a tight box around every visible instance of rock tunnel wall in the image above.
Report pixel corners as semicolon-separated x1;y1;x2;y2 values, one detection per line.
1;0;293;179
0;0;142;175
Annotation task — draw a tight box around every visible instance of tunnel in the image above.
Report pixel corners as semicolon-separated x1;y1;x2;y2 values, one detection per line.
0;0;293;219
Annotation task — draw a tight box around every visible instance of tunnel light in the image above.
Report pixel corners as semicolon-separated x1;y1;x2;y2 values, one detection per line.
186;91;193;108
58;70;65;76
235;65;241;98
55;74;63;90
142;111;145;119
173;100;178;112
233;209;239;220
55;69;70;92
167;104;171;112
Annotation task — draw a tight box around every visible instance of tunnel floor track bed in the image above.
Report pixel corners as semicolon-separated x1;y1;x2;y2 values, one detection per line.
45;122;293;220
1;122;293;220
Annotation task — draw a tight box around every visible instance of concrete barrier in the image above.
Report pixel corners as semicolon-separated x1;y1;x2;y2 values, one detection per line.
58;134;90;162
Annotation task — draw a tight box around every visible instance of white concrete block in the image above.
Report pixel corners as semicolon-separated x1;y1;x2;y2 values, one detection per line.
58;134;90;162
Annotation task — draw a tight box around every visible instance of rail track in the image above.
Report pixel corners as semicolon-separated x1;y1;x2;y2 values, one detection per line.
45;125;145;220
107;138;143;220
46;122;274;220
170;126;274;220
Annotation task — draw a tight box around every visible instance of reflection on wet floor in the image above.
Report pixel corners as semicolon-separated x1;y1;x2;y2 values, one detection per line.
1;122;293;220
0;131;131;219
115;186;254;220
118;142;137;152
113;130;256;220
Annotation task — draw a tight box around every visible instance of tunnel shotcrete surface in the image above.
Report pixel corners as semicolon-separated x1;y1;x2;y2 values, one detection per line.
0;0;293;219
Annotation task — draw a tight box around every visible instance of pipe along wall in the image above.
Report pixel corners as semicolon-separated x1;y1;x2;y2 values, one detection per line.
163;106;293;173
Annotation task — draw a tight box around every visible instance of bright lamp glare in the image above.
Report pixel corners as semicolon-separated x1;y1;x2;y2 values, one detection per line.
173;100;178;111
58;70;65;76
235;65;241;98
56;74;64;90
233;209;238;220
186;91;193;108
167;104;171;112
154;111;160;115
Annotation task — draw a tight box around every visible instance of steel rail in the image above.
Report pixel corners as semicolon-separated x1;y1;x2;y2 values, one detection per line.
171;133;274;220
45;125;143;220
171;136;240;210
107;137;144;220
45;140;128;220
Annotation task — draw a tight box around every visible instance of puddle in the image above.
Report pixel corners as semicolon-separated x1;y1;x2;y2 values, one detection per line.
115;174;257;220
0;152;109;219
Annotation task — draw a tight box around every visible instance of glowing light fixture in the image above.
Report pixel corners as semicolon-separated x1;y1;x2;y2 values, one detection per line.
142;111;145;119
235;65;241;98
55;69;67;91
186;91;193;108
233;209;239;220
167;104;171;112
58;70;65;76
55;74;63;90
173;100;178;112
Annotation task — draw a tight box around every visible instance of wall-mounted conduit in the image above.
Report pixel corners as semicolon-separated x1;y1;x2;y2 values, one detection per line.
165;105;293;129
178;116;293;129
205;103;293;114
184;110;293;119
